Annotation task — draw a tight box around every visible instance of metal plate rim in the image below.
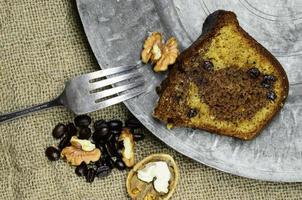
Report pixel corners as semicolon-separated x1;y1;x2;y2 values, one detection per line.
76;0;302;182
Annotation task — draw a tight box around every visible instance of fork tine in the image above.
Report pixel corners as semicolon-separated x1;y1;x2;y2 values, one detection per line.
89;71;142;91
90;79;144;100
79;65;138;81
94;89;144;111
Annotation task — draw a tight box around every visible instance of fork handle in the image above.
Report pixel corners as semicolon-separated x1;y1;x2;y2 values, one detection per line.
0;98;62;124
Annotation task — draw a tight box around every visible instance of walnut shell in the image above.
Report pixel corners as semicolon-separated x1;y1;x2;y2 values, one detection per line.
126;154;179;200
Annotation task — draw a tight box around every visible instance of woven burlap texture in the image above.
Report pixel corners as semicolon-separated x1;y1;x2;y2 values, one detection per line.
0;1;302;200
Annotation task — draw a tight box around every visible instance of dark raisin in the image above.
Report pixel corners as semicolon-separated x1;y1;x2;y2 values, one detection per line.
66;123;77;136
192;69;199;74
167;118;174;124
155;86;162;95
125;118;141;129
247;67;260;79
173;95;182;102
85;168;96;183
58;136;71;150
74;115;91;127
203;61;214;71
45;146;60;161
75;162;88;177
115;158;126;170
187;108;198;118
267;91;277;101
78;127;92;139
264;75;276;82
133;133;145;141
261;81;271;89
52;123;67;139
96;165;111;178
94;120;108;131
108;120;123;131
197;77;208;85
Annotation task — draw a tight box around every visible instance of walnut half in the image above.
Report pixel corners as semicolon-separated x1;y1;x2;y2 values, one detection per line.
61;136;101;166
61;146;101;166
153;37;179;72
141;32;179;72
141;32;163;64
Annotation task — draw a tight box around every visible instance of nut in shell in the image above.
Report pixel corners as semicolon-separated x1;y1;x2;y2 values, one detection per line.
137;161;171;193
126;154;179;200
119;128;135;167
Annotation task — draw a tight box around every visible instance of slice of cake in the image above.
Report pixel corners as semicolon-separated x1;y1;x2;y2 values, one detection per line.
153;10;289;140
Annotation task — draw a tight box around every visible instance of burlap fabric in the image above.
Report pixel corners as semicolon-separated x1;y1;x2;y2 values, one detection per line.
1;1;302;199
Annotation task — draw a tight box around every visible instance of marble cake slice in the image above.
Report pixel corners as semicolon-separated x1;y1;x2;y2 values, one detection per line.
153;10;289;140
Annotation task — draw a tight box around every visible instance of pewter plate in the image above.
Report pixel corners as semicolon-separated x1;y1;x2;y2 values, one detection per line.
76;0;302;181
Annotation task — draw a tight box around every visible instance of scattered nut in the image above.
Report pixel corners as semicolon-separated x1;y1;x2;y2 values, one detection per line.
126;154;179;200
141;32;179;72
119;128;135;167
61;136;101;166
70;136;96;152
141;32;163;64
154;37;179;72
61;146;101;166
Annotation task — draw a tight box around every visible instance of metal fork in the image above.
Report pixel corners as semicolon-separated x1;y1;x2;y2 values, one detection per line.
0;65;144;123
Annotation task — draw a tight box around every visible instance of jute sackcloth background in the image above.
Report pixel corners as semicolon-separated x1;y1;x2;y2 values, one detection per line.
1;1;302;199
